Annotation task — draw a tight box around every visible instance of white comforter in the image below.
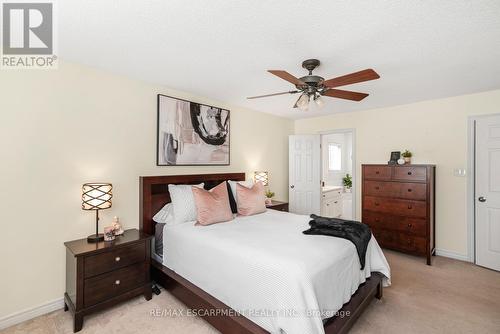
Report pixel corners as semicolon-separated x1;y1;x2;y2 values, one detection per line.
163;209;390;334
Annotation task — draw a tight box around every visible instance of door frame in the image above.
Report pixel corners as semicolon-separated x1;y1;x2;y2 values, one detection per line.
318;128;357;220
467;113;500;263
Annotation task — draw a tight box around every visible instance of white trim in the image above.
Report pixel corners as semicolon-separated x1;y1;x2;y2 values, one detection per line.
0;298;64;330
435;248;470;262
466;116;476;263
319;128;357;220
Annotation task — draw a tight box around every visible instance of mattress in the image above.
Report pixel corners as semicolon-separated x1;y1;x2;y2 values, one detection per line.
162;209;391;334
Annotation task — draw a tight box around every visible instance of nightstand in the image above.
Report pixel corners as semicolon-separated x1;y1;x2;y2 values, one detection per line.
64;229;153;332
266;200;289;212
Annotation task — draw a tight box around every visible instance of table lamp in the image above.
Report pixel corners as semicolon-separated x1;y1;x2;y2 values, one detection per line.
82;183;113;243
254;171;269;186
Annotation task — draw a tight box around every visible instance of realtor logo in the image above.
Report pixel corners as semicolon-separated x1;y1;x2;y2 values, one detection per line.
1;1;57;69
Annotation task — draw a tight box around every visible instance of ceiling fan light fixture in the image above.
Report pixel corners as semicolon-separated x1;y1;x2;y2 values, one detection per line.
296;93;310;110
298;103;309;111
314;94;325;108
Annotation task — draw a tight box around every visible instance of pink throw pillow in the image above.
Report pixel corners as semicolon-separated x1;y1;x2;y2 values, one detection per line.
192;182;233;225
236;182;267;216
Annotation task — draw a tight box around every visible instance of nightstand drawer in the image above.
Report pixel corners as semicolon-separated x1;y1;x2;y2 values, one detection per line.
84;242;146;278
84;262;146;307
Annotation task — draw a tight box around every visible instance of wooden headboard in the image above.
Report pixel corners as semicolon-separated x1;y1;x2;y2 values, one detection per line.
139;173;246;235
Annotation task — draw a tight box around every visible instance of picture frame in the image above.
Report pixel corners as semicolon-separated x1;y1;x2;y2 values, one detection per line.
388;151;401;165
156;94;230;166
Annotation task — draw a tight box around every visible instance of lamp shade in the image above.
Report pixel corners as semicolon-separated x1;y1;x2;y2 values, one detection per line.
254;171;269;186
82;183;113;210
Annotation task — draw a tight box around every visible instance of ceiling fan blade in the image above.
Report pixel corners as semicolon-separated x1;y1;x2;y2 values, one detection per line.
323;69;380;88
322;89;369;101
268;70;306;86
247;90;299;99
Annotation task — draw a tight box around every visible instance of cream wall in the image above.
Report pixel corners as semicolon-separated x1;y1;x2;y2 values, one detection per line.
295;89;500;258
0;61;293;319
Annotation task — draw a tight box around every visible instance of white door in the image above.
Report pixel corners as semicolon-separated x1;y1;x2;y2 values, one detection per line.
289;135;321;215
476;115;500;271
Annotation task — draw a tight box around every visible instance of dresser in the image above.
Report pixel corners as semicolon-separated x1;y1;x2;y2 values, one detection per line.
362;164;435;265
64;229;152;332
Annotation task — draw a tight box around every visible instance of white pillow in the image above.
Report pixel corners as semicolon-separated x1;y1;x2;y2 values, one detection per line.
228;180;254;203
152;203;176;226
168;183;204;223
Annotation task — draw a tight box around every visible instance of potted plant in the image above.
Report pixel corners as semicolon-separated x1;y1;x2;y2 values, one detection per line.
342;174;352;193
402;150;412;164
265;190;275;205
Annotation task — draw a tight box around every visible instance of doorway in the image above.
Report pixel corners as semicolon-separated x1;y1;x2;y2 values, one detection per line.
470;114;500;271
320;129;355;220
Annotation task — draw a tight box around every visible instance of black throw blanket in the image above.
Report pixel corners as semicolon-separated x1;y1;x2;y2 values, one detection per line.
303;214;372;269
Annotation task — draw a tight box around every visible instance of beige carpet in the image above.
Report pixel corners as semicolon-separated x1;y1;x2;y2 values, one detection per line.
2;250;500;334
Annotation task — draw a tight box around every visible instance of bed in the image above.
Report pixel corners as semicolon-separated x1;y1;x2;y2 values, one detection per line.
140;173;390;334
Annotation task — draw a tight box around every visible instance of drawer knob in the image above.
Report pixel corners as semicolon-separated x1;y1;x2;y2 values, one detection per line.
375;218;380;222
115;256;121;262
408;171;412;175
115;280;120;285
375;202;380;206
407;239;412;244
375;186;380;190
375;171;380;174
408;223;413;228
408;205;413;209
407;189;412;192
334;201;338;204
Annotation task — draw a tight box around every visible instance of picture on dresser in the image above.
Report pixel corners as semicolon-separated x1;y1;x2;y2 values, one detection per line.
157;94;230;165
388;151;401;165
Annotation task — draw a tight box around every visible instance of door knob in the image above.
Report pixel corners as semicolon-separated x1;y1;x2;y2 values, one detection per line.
290;185;295;189
478;196;486;202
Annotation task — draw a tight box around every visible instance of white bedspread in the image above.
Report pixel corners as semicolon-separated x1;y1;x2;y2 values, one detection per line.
163;209;390;334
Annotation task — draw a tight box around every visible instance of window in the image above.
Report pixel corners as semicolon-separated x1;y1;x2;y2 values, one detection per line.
328;143;342;171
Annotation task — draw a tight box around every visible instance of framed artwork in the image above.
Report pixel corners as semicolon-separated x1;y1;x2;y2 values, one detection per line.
157;94;230;166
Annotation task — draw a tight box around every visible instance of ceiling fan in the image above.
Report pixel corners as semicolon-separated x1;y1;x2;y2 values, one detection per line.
247;59;380;111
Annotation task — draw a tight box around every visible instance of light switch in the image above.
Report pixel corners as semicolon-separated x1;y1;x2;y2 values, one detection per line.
453;168;467;177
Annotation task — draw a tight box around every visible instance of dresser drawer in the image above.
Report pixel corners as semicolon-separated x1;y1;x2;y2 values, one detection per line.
84;242;146;278
371;228;427;255
84;262;146;307
364;181;427;200
393;166;427;182
363;165;392;180
363;210;426;237
364;196;427;218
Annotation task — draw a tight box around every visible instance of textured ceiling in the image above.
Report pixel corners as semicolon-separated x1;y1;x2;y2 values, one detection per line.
59;1;500;119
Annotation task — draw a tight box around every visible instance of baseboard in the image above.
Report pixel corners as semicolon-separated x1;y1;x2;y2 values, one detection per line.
435;248;470;262
0;298;64;330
